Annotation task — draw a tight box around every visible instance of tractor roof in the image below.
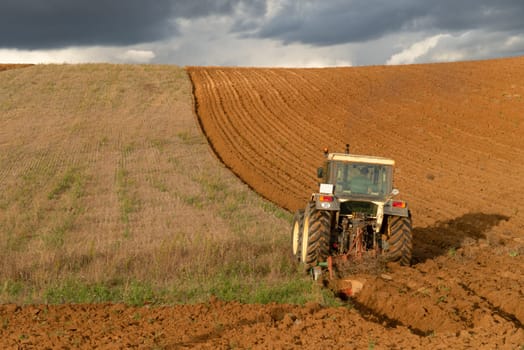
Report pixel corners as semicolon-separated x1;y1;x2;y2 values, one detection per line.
328;153;395;165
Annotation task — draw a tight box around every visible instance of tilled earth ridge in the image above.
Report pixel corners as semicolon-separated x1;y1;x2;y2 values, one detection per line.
2;244;522;348
1;290;522;349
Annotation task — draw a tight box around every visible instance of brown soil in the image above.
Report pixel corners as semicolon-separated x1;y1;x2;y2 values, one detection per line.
1;59;523;348
188;58;523;348
0;64;33;72
0;274;524;349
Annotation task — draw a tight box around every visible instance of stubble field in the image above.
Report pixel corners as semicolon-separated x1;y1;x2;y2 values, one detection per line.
0;59;523;348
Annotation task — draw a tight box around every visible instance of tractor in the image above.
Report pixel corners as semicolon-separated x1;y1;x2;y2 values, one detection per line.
291;145;413;274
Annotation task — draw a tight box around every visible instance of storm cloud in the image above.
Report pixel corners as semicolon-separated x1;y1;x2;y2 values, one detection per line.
252;0;524;46
0;0;262;49
0;0;523;66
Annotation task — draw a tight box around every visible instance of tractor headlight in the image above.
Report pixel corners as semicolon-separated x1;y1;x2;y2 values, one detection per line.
321;202;331;209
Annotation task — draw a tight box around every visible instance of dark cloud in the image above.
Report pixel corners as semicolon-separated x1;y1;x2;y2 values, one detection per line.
251;0;524;46
1;0;524;66
0;0;263;49
423;1;524;33
252;0;426;45
173;0;264;18
0;0;172;48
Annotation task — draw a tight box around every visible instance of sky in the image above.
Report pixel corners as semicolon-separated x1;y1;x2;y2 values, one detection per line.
1;0;524;67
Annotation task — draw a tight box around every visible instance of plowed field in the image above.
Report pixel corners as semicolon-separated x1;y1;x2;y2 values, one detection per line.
187;58;524;348
2;288;522;349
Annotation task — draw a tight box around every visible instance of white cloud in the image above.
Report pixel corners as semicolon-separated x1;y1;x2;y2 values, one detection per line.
0;46;156;64
386;31;524;65
387;34;450;65
118;49;156;63
504;35;524;49
430;50;466;62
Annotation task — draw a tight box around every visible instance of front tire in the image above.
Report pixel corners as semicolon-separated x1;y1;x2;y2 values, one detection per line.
290;209;304;261
301;203;332;267
385;215;413;266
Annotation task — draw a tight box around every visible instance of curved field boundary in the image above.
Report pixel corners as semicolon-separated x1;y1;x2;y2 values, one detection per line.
188;67;347;212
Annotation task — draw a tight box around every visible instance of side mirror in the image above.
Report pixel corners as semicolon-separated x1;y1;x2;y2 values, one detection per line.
317;167;323;179
385;188;400;203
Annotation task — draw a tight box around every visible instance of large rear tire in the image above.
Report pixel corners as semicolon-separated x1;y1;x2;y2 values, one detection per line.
301;203;332;267
385;215;413;266
290;209;304;261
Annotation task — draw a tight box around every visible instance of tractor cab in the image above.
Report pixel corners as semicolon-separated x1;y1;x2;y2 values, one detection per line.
318;155;394;200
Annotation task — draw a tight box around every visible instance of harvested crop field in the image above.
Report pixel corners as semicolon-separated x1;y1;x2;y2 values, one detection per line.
1;58;523;348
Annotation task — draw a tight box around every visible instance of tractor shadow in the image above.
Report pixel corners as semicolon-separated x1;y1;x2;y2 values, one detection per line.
412;212;509;264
